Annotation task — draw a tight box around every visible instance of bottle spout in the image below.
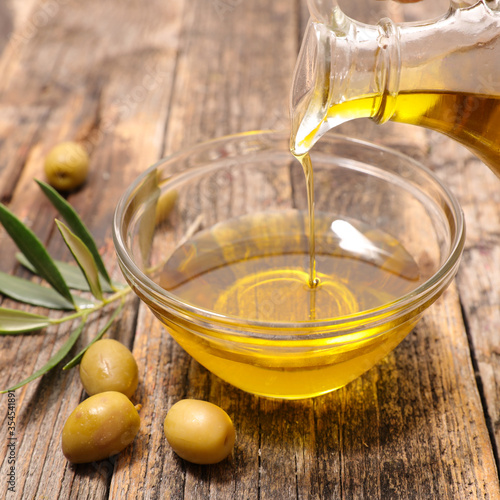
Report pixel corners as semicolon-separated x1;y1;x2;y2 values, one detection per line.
289;21;337;155
291;1;360;156
290;14;400;155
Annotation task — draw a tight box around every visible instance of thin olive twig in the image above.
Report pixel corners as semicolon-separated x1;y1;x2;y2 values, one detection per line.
48;285;132;326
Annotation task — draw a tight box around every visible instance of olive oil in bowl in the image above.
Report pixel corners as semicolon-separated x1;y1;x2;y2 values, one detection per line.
158;210;426;398
114;131;464;399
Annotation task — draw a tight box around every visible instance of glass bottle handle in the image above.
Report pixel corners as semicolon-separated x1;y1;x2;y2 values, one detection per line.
306;0;341;24
307;0;499;23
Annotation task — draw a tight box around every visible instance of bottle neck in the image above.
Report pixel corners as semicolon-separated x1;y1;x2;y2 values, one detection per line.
372;18;401;125
290;16;401;153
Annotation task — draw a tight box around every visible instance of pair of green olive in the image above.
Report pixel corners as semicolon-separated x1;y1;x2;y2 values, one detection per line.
62;339;140;464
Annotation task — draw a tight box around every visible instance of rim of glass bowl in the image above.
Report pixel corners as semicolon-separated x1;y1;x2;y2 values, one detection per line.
113;130;465;341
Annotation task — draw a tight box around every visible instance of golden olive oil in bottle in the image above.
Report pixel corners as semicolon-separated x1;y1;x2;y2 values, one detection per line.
318;92;500;173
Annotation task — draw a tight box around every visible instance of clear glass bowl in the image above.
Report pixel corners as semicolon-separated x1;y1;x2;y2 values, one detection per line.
113;130;465;399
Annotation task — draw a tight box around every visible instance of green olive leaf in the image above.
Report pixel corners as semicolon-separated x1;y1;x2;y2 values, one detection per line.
55;220;103;301
63;300;125;370
36;179;114;289
0;307;51;334
16;252;116;293
0;203;75;307
0;319;86;393
0;271;89;310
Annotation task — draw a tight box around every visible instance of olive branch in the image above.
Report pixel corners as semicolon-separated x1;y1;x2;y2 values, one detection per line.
0;180;131;393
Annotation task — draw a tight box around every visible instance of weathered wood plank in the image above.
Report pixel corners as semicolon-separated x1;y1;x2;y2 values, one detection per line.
428;131;500;462
162;0;295;156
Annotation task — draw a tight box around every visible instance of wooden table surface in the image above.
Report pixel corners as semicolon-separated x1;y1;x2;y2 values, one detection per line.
1;0;499;498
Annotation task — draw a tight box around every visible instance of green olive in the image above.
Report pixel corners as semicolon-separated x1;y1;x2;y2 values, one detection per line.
62;391;141;464
44;141;89;192
79;339;139;398
164;399;235;464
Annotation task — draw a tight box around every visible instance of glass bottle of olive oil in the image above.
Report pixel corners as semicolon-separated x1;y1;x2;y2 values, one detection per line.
291;0;500;173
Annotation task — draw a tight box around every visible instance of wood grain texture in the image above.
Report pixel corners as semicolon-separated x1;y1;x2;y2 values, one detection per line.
428;132;500;461
0;0;499;498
